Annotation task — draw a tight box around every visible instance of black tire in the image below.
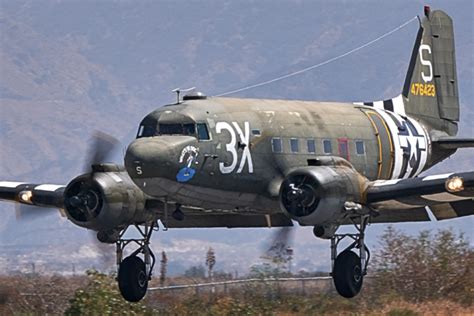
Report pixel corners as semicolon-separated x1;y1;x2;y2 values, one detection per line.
118;256;148;302
332;250;363;298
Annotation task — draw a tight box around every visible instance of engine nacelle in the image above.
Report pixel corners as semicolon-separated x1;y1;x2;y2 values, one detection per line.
313;224;339;239
279;162;368;226
64;164;153;231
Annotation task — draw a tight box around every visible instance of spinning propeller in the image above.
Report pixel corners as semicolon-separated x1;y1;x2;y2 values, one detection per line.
15;131;119;270
63;131;120;222
280;174;320;217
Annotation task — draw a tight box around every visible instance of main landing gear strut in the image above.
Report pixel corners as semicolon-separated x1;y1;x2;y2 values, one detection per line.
329;215;370;298
115;222;156;302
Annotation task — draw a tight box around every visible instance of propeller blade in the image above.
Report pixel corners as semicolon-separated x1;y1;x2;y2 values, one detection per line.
88;230;115;272
83;131;119;172
262;226;295;259
15;203;58;222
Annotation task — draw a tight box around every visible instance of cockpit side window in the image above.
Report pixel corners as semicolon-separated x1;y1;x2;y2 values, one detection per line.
197;123;210;140
137;125;156;138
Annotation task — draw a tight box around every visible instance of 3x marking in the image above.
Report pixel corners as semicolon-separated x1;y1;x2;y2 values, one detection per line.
215;121;254;174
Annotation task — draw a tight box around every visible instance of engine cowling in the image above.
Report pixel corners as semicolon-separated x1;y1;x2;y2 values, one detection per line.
279;164;368;226
64;165;152;231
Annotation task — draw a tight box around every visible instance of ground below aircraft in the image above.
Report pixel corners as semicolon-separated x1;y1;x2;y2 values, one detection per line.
1;7;473;302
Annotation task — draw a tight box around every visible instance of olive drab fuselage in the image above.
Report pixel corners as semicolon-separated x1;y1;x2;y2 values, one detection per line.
124;97;439;213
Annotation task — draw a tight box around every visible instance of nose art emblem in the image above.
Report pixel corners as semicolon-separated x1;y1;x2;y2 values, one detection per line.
176;145;199;182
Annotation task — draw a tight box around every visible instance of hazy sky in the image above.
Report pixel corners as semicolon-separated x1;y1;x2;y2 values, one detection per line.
0;0;472;274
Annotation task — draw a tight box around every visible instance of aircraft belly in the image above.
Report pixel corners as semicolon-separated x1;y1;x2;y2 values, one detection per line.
137;176;279;213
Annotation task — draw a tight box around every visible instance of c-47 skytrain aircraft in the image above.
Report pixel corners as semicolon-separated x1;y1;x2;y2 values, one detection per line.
1;7;473;302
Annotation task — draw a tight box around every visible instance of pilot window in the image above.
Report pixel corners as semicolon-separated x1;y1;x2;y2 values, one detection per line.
137;125;156;138
290;138;299;153
197;123;210;140
183;123;196;135
355;140;365;155
323;139;332;154
272;138;282;153
159;124;182;135
307;139;316;153
159;123;196;136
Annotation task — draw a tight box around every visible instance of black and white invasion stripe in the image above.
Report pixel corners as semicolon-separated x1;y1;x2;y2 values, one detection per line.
354;94;406;116
0;181;65;208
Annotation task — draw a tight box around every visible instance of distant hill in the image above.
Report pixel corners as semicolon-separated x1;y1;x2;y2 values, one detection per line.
0;1;472;275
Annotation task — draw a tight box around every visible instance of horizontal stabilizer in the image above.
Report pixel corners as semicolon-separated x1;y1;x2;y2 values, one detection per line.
432;137;474;149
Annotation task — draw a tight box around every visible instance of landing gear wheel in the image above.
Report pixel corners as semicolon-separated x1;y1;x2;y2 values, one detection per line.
118;256;148;302
333;250;363;298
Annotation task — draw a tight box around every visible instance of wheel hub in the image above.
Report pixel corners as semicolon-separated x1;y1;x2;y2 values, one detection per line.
138;270;147;287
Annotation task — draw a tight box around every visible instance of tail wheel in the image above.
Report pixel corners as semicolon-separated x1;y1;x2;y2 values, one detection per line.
118;255;148;302
333;250;363;298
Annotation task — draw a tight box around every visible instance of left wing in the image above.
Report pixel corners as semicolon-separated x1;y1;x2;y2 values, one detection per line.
365;172;474;223
0;181;65;209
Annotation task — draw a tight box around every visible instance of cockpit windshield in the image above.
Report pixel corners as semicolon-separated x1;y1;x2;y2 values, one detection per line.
137;125;156;138
159;123;195;136
136;122;210;140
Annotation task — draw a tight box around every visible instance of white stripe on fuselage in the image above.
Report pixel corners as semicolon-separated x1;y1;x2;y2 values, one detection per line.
373;101;384;110
392;95;406;116
373;109;403;179
374;109;428;180
407;117;428;177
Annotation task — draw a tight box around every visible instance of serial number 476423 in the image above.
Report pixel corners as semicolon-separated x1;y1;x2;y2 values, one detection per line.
411;83;436;97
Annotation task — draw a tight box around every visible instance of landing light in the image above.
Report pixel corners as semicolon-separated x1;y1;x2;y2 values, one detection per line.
19;190;33;203
445;176;464;193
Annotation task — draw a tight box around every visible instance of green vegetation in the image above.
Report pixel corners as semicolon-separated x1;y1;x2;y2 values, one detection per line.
370;227;472;305
0;227;472;315
65;270;155;315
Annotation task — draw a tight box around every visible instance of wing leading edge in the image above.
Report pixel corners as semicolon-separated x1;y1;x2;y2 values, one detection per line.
366;172;474;223
0;181;65;208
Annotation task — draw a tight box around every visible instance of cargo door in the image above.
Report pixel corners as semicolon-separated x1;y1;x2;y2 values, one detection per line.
338;138;350;161
364;110;394;179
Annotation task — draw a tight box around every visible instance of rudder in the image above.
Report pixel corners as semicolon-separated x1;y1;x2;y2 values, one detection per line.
403;8;459;136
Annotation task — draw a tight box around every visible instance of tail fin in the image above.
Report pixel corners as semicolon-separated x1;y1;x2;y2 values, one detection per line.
403;8;459;136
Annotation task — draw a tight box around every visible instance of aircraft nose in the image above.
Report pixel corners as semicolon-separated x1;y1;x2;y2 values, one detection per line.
124;136;198;180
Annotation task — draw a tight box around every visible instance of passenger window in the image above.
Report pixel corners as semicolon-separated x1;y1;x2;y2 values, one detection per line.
197;123;210;140
323;140;332;154
252;129;261;136
356;140;365;155
307;139;316;153
290;138;299;153
272;138;282;153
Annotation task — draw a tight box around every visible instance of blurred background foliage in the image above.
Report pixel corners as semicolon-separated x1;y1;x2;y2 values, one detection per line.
1;227;472;315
